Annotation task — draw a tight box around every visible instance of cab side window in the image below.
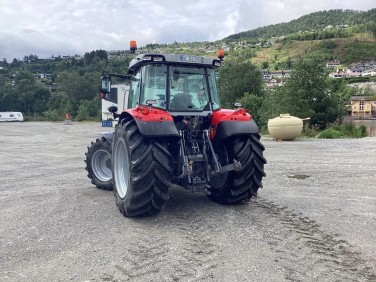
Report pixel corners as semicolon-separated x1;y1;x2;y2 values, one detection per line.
140;64;167;109
128;68;142;108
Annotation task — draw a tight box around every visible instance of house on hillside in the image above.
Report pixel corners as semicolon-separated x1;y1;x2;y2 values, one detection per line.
261;69;271;80
326;60;340;68
34;73;51;80
362;68;376;77
347;67;365;74
347;96;376;118
268;70;291;79
329;71;347;78
262;69;291;90
265;78;284;91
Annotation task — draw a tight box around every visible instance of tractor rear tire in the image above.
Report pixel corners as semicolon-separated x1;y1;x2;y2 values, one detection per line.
112;118;172;217
85;137;113;191
209;134;266;204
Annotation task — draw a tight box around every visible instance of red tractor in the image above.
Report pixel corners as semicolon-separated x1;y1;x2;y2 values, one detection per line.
85;42;266;217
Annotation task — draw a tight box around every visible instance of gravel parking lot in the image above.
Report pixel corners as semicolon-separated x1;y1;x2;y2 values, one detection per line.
1;121;375;281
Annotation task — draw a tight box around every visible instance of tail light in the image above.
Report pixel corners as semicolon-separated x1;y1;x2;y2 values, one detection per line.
139;106;149;115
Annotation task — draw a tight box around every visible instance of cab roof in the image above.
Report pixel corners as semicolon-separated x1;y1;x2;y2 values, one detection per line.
128;53;221;74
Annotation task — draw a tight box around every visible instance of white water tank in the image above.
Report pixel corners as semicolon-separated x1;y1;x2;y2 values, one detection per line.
267;114;303;141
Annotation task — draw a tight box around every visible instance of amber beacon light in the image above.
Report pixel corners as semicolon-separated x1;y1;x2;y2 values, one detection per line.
130;40;137;53
217;49;224;60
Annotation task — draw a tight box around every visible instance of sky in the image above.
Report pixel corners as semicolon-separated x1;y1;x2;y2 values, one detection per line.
0;0;375;61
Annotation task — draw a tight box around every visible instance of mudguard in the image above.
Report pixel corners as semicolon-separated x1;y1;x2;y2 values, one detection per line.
100;131;114;144
120;107;179;137
210;109;260;142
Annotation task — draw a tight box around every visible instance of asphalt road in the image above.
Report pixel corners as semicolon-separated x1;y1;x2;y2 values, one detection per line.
0;122;375;281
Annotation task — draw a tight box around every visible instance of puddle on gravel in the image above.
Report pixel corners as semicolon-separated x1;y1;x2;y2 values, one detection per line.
288;174;310;180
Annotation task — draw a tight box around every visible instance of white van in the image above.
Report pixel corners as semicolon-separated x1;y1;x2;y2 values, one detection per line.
0;112;24;122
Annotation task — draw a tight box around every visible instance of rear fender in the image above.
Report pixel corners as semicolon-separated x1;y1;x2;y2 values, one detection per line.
210;109;259;142
99;132;114;144
119;108;179;137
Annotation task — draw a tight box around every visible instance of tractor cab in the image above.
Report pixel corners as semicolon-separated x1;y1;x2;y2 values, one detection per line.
126;54;222;115
101;51;223;117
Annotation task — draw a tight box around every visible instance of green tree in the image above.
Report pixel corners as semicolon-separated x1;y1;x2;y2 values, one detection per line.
217;60;263;107
258;89;285;128
32;86;52;114
261;61;269;69
13;71;38;114
44;91;73;120
261;58;343;128
286;57;293;69
56;71;100;117
239;92;264;125
75;99;101;121
0;76;16;111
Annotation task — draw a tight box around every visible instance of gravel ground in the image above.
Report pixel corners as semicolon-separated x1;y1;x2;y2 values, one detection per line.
0;121;375;281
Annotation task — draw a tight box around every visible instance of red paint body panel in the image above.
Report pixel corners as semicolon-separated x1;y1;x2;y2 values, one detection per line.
125;106;174;122
209;109;253;139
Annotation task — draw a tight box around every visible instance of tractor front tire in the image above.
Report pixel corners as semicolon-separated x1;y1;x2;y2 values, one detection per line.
112;118;172;217
85;137;113;191
209;134;266;204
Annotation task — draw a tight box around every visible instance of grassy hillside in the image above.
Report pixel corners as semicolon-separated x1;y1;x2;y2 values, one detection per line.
250;36;376;69
137;9;376;70
225;9;376;42
217;9;376;69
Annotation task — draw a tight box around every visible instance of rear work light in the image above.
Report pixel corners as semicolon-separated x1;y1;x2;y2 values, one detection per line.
235;108;247;115
153;56;164;62
142;55;165;62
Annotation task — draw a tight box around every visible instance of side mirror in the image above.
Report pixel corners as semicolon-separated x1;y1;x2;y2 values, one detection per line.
108;106;118;114
100;76;111;94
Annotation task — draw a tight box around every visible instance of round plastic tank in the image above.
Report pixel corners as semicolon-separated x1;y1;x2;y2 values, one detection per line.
267;114;303;141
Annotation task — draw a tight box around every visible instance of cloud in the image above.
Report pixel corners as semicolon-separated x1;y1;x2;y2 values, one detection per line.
0;0;374;61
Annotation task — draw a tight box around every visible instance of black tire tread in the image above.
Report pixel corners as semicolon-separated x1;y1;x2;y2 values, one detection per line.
208;134;266;204
114;118;172;217
85;137;113;191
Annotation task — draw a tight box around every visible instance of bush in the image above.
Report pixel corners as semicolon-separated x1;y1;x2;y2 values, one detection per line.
301;124;320;138
355;125;368;138
318;129;344;139
339;122;357;136
338;122;368;138
24;115;48;121
319;122;368;138
43;109;66;121
75;100;101;121
259;126;269;135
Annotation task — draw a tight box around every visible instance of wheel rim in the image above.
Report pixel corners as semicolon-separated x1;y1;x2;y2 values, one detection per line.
91;149;112;182
114;138;130;199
